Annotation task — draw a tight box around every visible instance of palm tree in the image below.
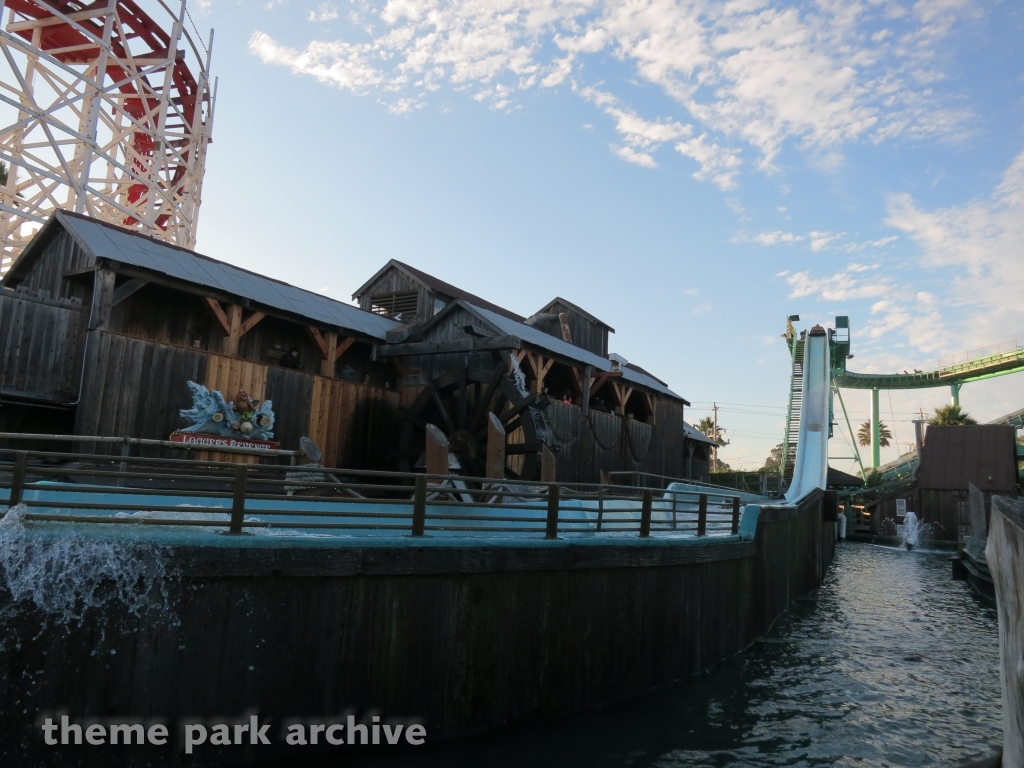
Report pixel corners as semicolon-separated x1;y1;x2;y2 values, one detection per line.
696;416;724;444
857;421;891;448
927;404;977;425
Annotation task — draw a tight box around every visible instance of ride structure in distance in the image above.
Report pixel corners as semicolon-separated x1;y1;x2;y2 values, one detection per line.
782;315;1024;482
0;0;215;276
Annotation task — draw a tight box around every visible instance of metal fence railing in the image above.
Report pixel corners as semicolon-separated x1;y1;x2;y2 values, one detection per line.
0;449;745;539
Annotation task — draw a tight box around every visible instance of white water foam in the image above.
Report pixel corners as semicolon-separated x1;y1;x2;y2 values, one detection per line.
0;504;172;623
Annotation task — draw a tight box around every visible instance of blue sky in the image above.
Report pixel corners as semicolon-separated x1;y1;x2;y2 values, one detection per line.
189;0;1023;471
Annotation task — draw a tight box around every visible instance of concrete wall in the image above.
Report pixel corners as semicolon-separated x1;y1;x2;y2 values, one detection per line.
0;491;835;766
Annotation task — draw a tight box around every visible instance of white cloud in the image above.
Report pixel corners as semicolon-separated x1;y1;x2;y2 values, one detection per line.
809;230;843;251
250;0;979;188
309;2;339;21
885;147;1024;348
738;230;803;245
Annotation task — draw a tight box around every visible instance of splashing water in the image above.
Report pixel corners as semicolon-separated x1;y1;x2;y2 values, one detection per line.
897;511;923;551
0;505;172;623
509;353;529;396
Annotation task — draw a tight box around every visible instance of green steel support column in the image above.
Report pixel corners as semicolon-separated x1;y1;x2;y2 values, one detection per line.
870;388;880;469
834;384;866;480
951;382;961;406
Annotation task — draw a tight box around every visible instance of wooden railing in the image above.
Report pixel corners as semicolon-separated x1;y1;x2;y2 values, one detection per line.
0;449;746;539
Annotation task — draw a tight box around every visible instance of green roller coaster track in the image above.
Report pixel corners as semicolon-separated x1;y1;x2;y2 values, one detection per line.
782;316;1024;482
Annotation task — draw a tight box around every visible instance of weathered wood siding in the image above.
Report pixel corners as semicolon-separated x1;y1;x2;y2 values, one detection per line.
0;290;86;402
987;495;1024;767
356;265;433;322
74;330;401;466
7;228;94;304
545;399;707;483
544;299;609;357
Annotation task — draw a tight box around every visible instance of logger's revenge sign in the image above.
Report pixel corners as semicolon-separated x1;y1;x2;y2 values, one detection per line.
173;381;280;448
169;431;281;451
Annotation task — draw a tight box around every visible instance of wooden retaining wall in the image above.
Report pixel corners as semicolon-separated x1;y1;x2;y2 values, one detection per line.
0;289;86;403
74;330;401;466
988;496;1024;766
0;492;835;766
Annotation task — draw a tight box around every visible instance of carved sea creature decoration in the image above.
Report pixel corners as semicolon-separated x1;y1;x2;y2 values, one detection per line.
179;381;275;440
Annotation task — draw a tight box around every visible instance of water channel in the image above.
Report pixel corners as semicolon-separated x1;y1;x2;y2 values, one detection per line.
288;542;1001;768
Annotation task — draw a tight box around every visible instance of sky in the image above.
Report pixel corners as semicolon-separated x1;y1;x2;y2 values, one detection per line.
183;0;1023;472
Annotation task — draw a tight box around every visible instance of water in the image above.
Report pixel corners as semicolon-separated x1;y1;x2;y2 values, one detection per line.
308;543;1001;768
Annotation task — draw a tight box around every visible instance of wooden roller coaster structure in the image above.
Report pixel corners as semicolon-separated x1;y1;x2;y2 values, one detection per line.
0;0;215;275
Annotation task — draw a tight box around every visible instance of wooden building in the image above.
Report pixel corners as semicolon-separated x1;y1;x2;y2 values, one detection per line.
868;425;1019;542
1;212;714;482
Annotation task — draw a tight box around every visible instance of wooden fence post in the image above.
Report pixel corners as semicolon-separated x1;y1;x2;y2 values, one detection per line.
640;489;652;537
228;465;248;534
486;413;506;479
731;497;741;534
545;483;560;539
411;474;427;537
425;423;449;478
697;493;707;536
671;489;678;529
9;451;27;507
541;444;556;483
597;485;604;531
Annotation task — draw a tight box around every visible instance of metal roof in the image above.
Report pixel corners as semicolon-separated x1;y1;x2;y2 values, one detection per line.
469;304;685;401
682;422;718;446
917;425;1017;491
56;211;399;340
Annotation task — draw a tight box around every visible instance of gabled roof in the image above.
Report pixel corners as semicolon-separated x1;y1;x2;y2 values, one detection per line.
6;211;399;340
352;258;525;323
538;296;615;332
682;422;718;446
400;300;685;401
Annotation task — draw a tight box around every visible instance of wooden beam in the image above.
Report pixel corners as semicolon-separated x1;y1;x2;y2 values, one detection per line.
581;364;592;417
224;304;243;356
611;381;634;415
334;336;356;362
645;393;656;425
111;278;146;306
374;336;522;357
321;331;337;377
589;370;622;396
541;444;556;483
425;423;449;478
486;412;506;480
88;267;116;330
309;326;329;358
239;311;266;336
205;297;231;336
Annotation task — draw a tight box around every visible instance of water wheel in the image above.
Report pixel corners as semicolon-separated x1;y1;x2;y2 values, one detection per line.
397;364;547;480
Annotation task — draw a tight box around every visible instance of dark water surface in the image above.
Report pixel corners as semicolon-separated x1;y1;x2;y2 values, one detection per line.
299;542;1002;768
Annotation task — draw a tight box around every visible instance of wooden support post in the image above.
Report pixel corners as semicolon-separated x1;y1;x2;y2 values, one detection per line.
88;267;116;330
597;485;604;531
731;497;741;534
228;465;248;534
9;451;27;507
486;412;506;479
321;331;337;377
425;423;449;478
224;303;243;356
697;494;708;536
411;474;427;536
582;364;592;416
541;443;556;483
545;483;560;539
640;489;652;537
671;489;678;529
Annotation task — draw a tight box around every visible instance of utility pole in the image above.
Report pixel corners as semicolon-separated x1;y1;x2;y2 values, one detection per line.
713;402;718;472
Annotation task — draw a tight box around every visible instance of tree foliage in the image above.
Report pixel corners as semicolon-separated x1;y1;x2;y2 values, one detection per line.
763;443;783;472
857;421;891;448
696;416;724;443
927;404;977;425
